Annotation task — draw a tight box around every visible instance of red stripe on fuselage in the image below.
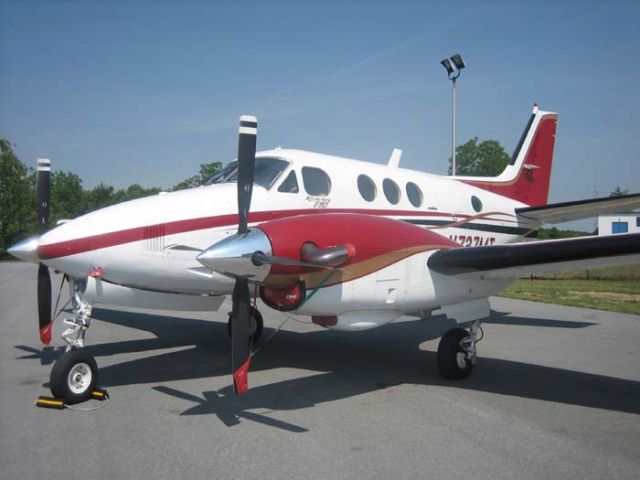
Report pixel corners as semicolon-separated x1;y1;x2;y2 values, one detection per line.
37;208;514;260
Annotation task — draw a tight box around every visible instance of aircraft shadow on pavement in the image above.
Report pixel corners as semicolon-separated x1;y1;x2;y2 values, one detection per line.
484;310;598;328
14;307;638;431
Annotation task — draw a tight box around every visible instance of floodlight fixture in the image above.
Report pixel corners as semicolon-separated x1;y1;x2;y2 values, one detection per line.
450;53;465;70
440;58;454;76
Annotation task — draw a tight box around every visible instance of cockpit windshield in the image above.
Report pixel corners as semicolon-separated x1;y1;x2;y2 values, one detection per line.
206;157;289;189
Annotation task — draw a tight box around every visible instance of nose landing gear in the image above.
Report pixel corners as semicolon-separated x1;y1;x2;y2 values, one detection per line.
48;277;100;404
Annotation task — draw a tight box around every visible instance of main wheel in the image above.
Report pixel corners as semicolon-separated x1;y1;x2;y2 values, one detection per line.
227;306;263;343
437;328;474;380
50;350;98;404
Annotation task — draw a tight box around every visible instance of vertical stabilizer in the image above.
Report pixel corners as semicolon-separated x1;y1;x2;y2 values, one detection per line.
457;106;558;207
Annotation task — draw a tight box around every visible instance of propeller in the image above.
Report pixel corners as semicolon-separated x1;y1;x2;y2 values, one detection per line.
36;158;53;345
230;115;258;394
205;116;346;394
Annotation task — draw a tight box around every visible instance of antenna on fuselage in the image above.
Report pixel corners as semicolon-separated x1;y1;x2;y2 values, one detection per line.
387;148;402;168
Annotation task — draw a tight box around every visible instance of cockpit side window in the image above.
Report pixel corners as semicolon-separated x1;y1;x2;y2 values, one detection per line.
278;170;299;193
302;167;331;196
206;157;289;189
254;158;289;188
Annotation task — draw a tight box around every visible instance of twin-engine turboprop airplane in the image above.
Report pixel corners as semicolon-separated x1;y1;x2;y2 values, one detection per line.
9;106;640;403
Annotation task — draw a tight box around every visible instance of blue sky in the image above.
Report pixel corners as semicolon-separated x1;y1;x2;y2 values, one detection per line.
1;0;639;228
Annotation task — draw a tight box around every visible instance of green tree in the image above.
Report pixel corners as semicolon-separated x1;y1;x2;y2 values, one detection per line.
50;171;84;225
1;149;226;257
0;140;36;256
537;227;589;239
82;183;116;212
172;162;222;191
448;137;510;176
113;184;162;204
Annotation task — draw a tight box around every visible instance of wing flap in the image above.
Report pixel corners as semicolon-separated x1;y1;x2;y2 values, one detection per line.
428;233;640;279
516;193;640;224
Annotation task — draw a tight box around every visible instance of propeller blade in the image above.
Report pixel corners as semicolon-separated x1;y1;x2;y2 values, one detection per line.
231;277;252;394
36;158;53;344
236;115;257;234
36;158;51;234
37;264;52;345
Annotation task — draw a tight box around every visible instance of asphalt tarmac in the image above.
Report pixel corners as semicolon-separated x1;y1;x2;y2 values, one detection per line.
1;261;639;480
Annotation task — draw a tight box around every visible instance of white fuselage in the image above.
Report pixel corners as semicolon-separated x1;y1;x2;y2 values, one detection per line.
38;149;537;326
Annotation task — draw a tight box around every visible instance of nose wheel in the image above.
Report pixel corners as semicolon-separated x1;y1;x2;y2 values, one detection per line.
50;350;98;404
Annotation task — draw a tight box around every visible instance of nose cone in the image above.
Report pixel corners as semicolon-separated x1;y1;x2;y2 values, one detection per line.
7;236;41;263
197;228;272;281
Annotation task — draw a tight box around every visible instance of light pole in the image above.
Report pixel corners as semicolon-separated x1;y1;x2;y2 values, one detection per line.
440;54;466;176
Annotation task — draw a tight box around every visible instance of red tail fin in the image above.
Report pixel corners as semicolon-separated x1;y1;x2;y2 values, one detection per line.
460;107;558;207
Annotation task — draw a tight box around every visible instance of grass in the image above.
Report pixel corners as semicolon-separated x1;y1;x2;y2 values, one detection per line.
500;265;640;315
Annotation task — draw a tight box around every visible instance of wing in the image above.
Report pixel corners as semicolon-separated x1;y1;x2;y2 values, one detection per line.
428;232;640;279
516;193;640;224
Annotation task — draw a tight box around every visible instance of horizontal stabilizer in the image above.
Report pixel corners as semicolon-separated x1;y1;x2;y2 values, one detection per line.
428;232;640;279
516;193;640;224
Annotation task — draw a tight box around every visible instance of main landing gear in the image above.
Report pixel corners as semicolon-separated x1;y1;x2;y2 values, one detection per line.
49;277;99;404
436;322;481;380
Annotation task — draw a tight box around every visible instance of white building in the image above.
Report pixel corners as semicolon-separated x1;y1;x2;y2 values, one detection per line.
598;211;640;235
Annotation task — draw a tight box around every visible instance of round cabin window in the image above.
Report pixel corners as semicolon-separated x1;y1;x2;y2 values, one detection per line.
471;195;483;213
357;175;376;202
383;178;400;205
406;182;423;207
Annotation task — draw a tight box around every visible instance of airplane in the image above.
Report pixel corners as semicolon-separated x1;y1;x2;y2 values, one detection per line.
8;105;640;405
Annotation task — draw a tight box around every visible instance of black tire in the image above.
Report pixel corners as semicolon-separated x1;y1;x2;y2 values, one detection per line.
50;350;98;404
437;328;474;380
227;306;264;343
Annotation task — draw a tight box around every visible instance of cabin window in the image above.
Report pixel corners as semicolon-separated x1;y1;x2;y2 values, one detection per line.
302;167;331;196
357;175;376;202
406;182;423;207
383;178;400;205
278;170;299;193
206;157;289;189
471;195;483;213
